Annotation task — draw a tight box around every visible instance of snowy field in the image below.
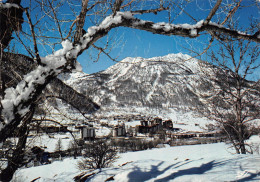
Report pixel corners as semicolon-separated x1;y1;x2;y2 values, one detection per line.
12;135;260;182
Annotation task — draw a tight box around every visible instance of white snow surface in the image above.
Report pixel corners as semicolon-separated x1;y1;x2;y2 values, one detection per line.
0;2;19;8
13;139;260;182
26;133;78;153
58;71;87;86
95;127;111;137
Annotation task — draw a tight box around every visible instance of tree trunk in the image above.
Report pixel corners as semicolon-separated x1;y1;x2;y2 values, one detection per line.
0;45;4;127
238;123;246;154
0;111;33;182
0;45;2;97
236;78;246;154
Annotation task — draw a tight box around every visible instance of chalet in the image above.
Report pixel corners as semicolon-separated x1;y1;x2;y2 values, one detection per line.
137;118;163;134
140;120;148;127
152;117;163;125
163;120;173;129
172;133;197;139
137;125;150;133
170;132;216;139
83;127;95;140
76;125;95;140
113;125;126;137
41;126;68;133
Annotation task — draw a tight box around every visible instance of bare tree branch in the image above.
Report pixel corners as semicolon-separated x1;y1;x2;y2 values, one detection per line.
204;0;222;25
24;8;41;64
74;0;89;43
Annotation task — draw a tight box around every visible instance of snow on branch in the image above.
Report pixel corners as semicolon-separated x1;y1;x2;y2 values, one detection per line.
120;14;260;42
81;11;260;43
0;2;20;9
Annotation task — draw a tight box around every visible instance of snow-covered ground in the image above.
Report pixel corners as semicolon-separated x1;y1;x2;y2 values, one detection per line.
12;135;260;182
26;133;79;153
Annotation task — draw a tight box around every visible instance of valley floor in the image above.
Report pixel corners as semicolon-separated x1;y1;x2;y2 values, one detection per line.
12;136;260;182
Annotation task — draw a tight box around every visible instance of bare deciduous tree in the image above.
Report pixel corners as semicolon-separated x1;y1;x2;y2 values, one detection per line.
55;138;63;158
205;37;260;154
78;140;118;170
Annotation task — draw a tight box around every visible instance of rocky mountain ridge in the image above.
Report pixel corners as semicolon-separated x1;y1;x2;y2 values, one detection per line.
60;53;220;114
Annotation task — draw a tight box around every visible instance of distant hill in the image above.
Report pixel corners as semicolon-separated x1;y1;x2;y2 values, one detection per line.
1;52;100;116
61;53;226;113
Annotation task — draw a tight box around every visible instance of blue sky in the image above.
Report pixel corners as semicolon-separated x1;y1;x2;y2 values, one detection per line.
78;2;210;74
76;1;259;80
9;0;260;80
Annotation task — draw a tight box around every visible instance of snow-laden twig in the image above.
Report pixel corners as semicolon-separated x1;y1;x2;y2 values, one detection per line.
0;2;19;9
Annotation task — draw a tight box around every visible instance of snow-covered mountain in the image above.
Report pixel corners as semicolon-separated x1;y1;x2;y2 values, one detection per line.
61;53;222;113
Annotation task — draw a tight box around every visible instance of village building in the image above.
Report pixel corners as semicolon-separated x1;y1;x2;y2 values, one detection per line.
137;118;163;134
30;124;68;134
76;125;96;140
113;124;126;137
163;120;173;129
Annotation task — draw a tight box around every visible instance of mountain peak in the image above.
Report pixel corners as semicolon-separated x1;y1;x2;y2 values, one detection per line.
102;53;202;78
62;53;215;112
119;53;193;64
58;71;88;85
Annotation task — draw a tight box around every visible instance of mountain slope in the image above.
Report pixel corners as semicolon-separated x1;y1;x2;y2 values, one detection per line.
2;52;99;118
62;53;219;112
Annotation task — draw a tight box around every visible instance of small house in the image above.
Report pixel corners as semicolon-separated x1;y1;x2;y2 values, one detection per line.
81;127;95;140
113;125;126;137
163;120;173;129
